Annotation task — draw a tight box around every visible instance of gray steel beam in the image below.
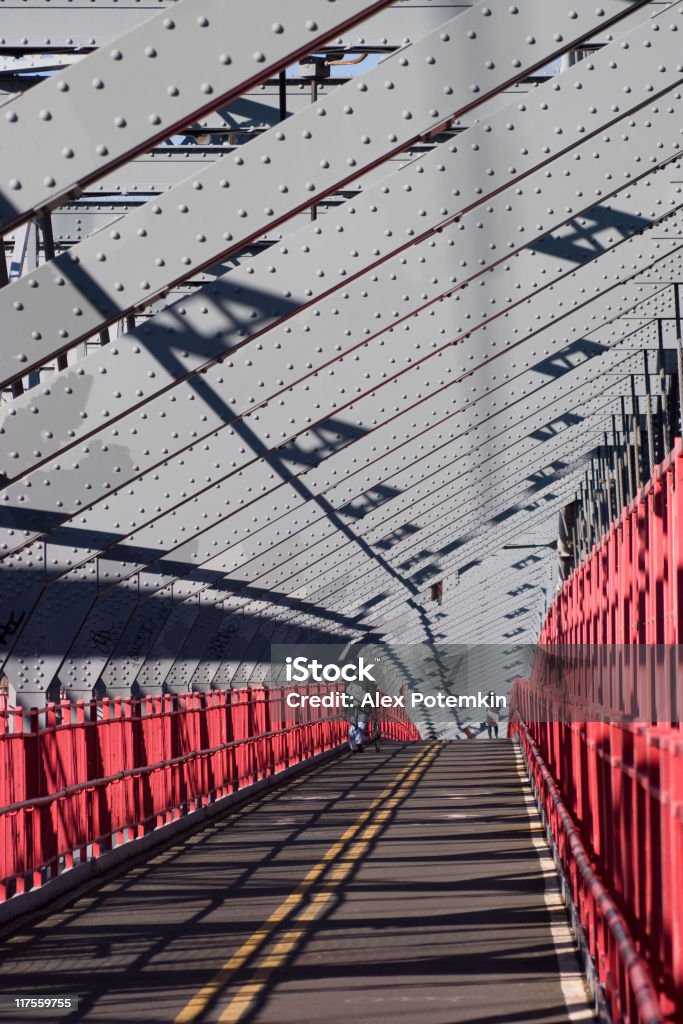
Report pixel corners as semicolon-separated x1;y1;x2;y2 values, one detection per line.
4;38;683;505
1;164;678;578
0;1;638;388
0;187;679;696
0;4;172;52
0;0;401;232
5;4;683;692
1;186;679;630
1;323;651;700
0;1;469;53
147;601;224;691
1;214;671;598
180;335;651;626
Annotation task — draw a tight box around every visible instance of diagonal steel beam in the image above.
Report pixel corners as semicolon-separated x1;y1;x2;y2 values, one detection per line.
1;184;680;691
2;170;677;583
0;331;655;700
0;0;403;233
0;0;632;385
2;3;676;467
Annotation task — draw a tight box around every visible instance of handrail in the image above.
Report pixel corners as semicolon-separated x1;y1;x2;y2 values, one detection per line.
0;709;411;816
513;712;663;1024
0;723;307;815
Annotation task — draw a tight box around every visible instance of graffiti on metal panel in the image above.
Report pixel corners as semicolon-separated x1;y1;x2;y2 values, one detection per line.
0;609;25;645
89;622;124;655
206;619;239;660
128;621;157;664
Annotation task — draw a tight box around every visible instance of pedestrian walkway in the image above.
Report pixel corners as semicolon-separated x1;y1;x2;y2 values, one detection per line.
0;742;593;1023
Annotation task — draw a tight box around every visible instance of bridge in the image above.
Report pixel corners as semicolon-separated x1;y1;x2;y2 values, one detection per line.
0;1;680;1021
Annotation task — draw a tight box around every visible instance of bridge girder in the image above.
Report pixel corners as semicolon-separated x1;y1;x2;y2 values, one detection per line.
1;0;681;704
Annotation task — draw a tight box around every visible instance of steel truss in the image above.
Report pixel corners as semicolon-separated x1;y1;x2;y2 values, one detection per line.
2;0;682;703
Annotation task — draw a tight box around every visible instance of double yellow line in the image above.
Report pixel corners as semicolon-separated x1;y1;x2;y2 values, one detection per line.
175;742;440;1024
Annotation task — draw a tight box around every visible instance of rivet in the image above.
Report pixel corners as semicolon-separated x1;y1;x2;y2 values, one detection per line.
62;147;74;158
110;49;123;60
253;51;266;62
9;178;21;189
145;46;157;58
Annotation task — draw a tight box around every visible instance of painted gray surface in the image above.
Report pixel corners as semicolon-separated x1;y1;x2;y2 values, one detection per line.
3;0;682;704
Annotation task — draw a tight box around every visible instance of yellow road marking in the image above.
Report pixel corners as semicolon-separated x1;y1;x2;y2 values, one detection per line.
216;743;441;1024
174;744;437;1023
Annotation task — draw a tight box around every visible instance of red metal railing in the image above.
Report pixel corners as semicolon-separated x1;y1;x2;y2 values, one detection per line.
542;438;683;646
511;710;663;1024
0;685;420;900
510;438;683;1021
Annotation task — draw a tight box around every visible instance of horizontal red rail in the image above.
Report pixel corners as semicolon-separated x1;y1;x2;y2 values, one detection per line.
0;723;319;815
512;710;663;1024
517;437;683;1021
0;684;420;901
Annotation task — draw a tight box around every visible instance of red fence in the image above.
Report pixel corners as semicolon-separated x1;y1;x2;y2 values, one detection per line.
0;685;420;901
512;709;663;1024
510;439;683;1021
542;438;683;646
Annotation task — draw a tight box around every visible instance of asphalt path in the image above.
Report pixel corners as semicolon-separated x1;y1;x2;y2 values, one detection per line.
0;740;593;1024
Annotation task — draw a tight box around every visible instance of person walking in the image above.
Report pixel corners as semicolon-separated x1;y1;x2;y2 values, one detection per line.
485;708;500;739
